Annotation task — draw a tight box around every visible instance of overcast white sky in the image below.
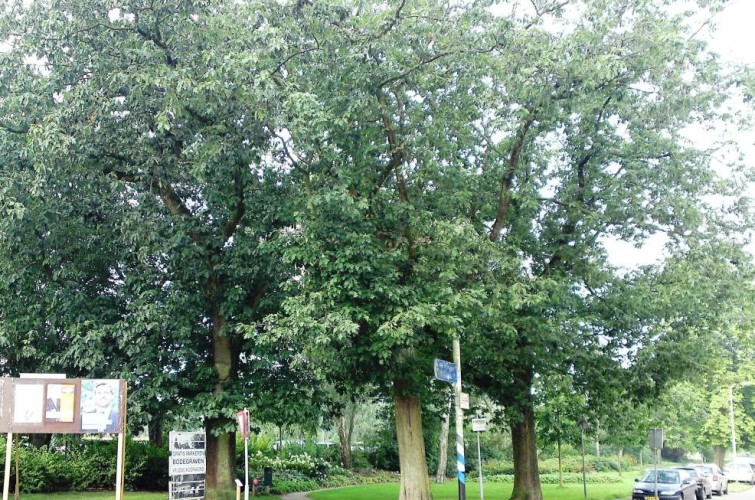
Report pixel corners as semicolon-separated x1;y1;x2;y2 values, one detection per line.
705;0;755;65
606;0;755;268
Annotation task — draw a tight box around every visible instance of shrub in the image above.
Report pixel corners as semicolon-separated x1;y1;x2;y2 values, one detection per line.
0;439;168;493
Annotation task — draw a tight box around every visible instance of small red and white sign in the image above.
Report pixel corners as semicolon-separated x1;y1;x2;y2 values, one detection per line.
460;392;470;410
237;409;250;440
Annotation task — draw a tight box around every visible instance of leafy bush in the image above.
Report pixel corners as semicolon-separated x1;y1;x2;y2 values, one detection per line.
0;439;167;493
484;472;623;484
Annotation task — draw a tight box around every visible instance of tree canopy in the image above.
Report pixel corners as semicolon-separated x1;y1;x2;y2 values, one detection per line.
0;1;753;499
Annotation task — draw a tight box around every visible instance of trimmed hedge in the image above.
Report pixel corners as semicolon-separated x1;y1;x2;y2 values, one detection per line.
484;473;623;484
481;454;634;475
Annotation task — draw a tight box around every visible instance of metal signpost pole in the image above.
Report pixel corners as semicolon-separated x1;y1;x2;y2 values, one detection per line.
244;409;250;500
580;427;586;499
476;429;484;500
648;428;662;500
453;338;465;500
729;384;737;460
238;409;250;500
654;446;658;500
471;419;487;500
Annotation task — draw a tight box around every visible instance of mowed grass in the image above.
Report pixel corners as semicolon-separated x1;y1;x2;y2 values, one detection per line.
15;480;753;500
729;481;754;493
309;479;636;500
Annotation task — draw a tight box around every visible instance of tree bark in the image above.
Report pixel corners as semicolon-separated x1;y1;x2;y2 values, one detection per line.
205;297;237;499
336;404;356;469
394;379;432;500
149;417;163;446
435;398;452;483
713;445;725;468
557;434;563;487
510;405;543;500
617;448;623;477
205;420;236;500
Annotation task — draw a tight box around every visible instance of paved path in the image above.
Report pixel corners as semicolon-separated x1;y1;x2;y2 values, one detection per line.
281;493;309;500
282;491;312;500
730;485;755;500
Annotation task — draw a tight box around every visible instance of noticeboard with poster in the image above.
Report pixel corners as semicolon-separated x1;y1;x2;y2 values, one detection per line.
0;377;125;434
169;478;205;500
169;431;206;500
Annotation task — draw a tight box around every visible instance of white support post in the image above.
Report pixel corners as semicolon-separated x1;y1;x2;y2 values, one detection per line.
244;430;249;500
3;433;11;500
115;431;125;500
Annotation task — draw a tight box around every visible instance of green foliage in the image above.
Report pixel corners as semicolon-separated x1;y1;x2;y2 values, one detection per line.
480;454;634;476
485;473;624;484
0;440;167;493
1;0;753;497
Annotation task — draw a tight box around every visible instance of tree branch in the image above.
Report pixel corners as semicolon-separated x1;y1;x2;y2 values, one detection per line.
489;110;537;242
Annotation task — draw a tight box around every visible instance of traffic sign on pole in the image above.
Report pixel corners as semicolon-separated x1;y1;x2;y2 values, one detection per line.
434;359;457;383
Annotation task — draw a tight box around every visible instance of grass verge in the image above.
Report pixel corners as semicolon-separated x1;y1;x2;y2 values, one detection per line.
309;480;636;500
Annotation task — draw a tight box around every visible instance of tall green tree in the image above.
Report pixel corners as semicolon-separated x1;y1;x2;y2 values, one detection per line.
266;1;754;499
263;2;501;498
0;0;298;497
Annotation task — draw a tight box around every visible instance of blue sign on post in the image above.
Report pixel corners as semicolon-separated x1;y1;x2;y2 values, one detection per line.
434;359;457;383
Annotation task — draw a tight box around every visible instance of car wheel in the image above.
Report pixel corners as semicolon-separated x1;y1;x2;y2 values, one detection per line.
723;483;728;495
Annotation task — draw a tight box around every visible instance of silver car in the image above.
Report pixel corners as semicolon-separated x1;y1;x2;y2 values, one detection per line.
694;463;729;496
725;462;755;484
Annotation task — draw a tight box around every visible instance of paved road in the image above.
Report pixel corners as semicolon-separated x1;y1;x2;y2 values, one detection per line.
729;485;755;499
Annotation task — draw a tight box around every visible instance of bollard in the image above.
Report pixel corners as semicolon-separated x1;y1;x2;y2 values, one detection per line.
235;478;243;500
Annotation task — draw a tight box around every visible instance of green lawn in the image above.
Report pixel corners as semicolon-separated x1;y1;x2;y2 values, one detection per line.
309;480;636;500
14;480;753;500
729;481;753;493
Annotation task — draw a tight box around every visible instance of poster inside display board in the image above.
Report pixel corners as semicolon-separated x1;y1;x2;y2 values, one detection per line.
169;431;206;500
0;377;125;434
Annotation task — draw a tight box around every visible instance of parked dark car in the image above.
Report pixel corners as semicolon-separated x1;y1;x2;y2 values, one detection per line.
632;468;698;500
675;466;713;500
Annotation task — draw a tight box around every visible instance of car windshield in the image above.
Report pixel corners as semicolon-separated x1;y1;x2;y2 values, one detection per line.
643;470;680;484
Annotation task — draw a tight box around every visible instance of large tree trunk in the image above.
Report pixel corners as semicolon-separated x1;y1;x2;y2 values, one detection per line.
149;416;163;446
617;448;623;477
394;379;432;500
206;420;236;500
713;445;725;468
435;398;452;483
336;404;356;469
205;304;237;500
510;405;543;500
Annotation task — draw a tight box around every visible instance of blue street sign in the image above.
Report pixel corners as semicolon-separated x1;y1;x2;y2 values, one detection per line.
434;359;457;383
